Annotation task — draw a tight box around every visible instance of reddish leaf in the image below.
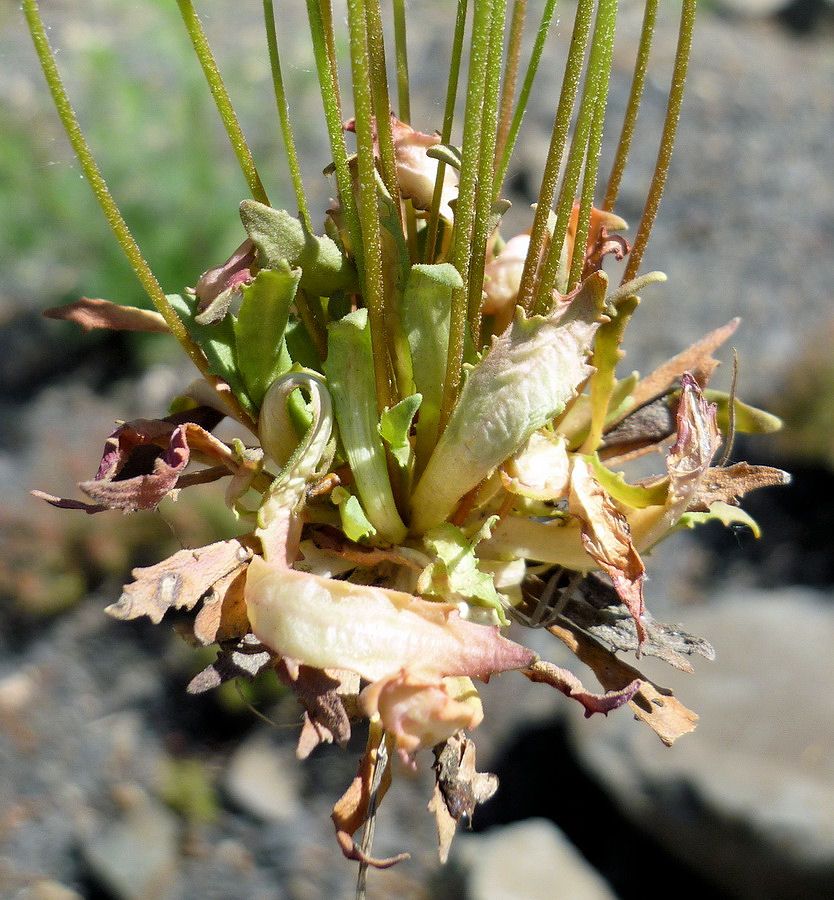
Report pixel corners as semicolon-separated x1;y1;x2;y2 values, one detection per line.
43;298;168;333
522;659;642;717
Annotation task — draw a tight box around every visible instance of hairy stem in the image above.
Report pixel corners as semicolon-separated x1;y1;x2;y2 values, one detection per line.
263;0;312;230
517;0;594;312
495;0;527;171
22;0;257;432
603;0;657;212
176;0;269;206
622;0;697;283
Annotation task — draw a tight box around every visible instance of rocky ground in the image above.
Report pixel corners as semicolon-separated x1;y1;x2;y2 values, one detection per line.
2;2;834;898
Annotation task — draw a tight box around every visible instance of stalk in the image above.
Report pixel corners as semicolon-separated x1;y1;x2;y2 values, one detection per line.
304;0;364;280
533;0;618;314
494;0;559;195
347;0;396;411
263;0;312;231
495;0;527;171
603;0;657;211
424;0;468;264
175;0;269;206
21;0;257;432
568;0;618;290
392;0;411;123
516;0;594;313
467;0;509;341
437;0;494;435
622;0;697;283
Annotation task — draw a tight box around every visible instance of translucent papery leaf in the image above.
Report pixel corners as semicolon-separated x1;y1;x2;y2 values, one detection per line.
628;373;721;551
239;201;357;297
502;431;571;501
568;457;647;645
233;265;299;408
411;272;607;534
244;557;536;684
323;309;407;544
401;264;461;473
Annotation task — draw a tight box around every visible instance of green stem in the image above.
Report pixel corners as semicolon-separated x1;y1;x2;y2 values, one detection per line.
263;0;312;230
175;0;269;206
437;0;494;436
467;0;509;342
494;0;559;196
347;0;395;411
424;0;468;264
392;0;411;123
305;0;363;280
516;0;594;313
21;0;256;433
495;0;526;175
622;0;696;284
568;0;617;290
603;0;657;212
364;0;403;214
534;0;616;313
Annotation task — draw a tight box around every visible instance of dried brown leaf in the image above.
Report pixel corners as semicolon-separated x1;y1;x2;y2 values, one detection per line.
430;734;497;863
690;462;791;511
548;621;698;745
186;633;274;693
192;567;250;646
43;297;169;333
620;318;740;417
106;539;251;624
274;661;356;758
569;458;647;645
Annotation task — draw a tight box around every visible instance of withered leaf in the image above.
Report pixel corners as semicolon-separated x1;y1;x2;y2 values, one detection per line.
522;659;642;716
689;462;791;511
106;539;251;624
430;733;497;863
332;732;409;869
43;297;169;333
621;318;740;417
274;660;356;759
192;566;250;646
569;458;647;645
549;621;699;745
187;633;274;693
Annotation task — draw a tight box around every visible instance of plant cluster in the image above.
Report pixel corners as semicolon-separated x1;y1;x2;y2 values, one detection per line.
25;0;787;880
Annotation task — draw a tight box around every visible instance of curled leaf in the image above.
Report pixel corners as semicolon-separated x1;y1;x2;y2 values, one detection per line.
522;659;642;717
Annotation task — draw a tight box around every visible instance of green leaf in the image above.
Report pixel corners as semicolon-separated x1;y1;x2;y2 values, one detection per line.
322;308;407;544
401;263;462;473
379;394;422;470
587;453;668;509
233;265;300;408
420;520;507;622
331;486;377;543
410;272;607;534
167;293;255;416
285;319;322;372
239;201;357;297
702;390;783;435
678;501;761;538
425;143;462;170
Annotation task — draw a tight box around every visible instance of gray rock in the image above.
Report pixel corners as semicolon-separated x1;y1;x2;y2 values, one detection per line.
568;588;834;898
79;784;180;900
223;731;301;823
450;818;617;900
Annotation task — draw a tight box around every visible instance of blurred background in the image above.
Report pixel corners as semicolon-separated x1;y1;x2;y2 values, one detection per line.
1;1;833;897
